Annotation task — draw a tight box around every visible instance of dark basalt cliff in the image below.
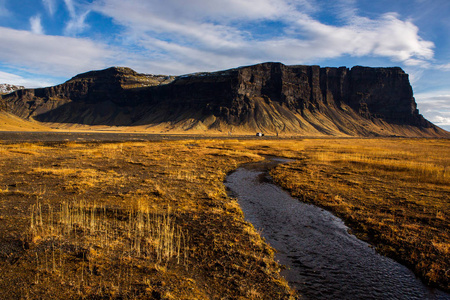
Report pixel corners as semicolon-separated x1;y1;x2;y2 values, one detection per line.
1;63;447;137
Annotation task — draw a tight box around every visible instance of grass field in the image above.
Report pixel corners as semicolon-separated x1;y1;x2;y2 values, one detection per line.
269;138;449;291
0;137;448;298
0;140;295;299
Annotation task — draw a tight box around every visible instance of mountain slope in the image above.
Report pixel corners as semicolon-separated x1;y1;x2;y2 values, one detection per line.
0;111;52;131
0;84;24;95
1;63;448;137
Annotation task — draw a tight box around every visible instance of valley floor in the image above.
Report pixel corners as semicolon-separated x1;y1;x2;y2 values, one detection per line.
0;135;448;298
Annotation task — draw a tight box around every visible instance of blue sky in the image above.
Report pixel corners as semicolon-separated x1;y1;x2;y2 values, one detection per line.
0;0;449;130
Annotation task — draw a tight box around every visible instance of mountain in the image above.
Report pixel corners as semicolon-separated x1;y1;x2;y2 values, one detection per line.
0;84;24;95
1;63;448;137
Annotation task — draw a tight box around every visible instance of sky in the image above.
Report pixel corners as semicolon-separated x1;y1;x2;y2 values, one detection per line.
0;0;449;130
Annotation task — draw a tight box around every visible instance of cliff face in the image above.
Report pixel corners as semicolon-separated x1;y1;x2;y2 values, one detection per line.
222;63;427;126
1;67;175;118
0;63;446;137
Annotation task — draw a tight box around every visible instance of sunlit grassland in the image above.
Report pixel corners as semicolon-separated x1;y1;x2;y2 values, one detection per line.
0;137;448;297
0;140;294;299
269;138;449;290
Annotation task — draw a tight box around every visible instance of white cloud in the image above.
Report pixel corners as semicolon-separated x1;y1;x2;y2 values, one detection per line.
92;0;435;74
30;15;45;35
0;27;114;76
436;63;450;71
42;0;56;16
64;9;91;36
95;0;304;24
64;0;76;17
134;37;253;73
63;0;91;35
332;0;358;20
415;91;450;128
292;13;434;63
0;0;440;86
433;115;450;125
0;70;57;88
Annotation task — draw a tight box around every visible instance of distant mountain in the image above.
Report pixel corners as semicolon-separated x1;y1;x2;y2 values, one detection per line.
1;63;448;137
0;84;24;95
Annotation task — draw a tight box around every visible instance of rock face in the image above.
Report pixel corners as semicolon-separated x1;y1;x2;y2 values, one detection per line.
1;63;447;137
0;84;24;95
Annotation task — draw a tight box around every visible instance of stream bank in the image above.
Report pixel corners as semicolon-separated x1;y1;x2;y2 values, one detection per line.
225;158;449;300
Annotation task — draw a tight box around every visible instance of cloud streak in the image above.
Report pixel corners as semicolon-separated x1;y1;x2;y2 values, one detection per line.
63;0;91;35
65;9;90;36
415;91;450;129
92;0;435;74
64;0;76;17
294;13;434;63
0;70;57;88
30;15;45;35
0;27;114;76
42;0;56;16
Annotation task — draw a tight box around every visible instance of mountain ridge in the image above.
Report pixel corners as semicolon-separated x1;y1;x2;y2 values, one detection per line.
0;83;24;95
1;63;448;137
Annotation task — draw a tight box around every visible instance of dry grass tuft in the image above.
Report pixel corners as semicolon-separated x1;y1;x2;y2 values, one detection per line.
0;139;295;299
29;200;187;265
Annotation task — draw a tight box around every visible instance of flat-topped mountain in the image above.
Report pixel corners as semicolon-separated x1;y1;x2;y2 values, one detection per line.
1;63;448;137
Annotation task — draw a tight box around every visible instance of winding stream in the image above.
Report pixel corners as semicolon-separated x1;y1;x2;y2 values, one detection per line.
225;158;449;300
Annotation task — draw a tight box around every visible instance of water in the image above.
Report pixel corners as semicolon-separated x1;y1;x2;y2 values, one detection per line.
225;158;449;300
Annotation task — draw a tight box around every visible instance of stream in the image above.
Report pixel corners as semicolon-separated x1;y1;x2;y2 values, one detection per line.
224;158;449;300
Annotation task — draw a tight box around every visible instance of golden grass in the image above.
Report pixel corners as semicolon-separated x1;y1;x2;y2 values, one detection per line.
29;200;187;265
1;137;447;297
270;138;449;290
0;111;53;131
0;140;295;299
308;140;448;184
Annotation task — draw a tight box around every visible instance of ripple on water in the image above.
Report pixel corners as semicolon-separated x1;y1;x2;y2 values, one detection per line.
225;160;450;300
